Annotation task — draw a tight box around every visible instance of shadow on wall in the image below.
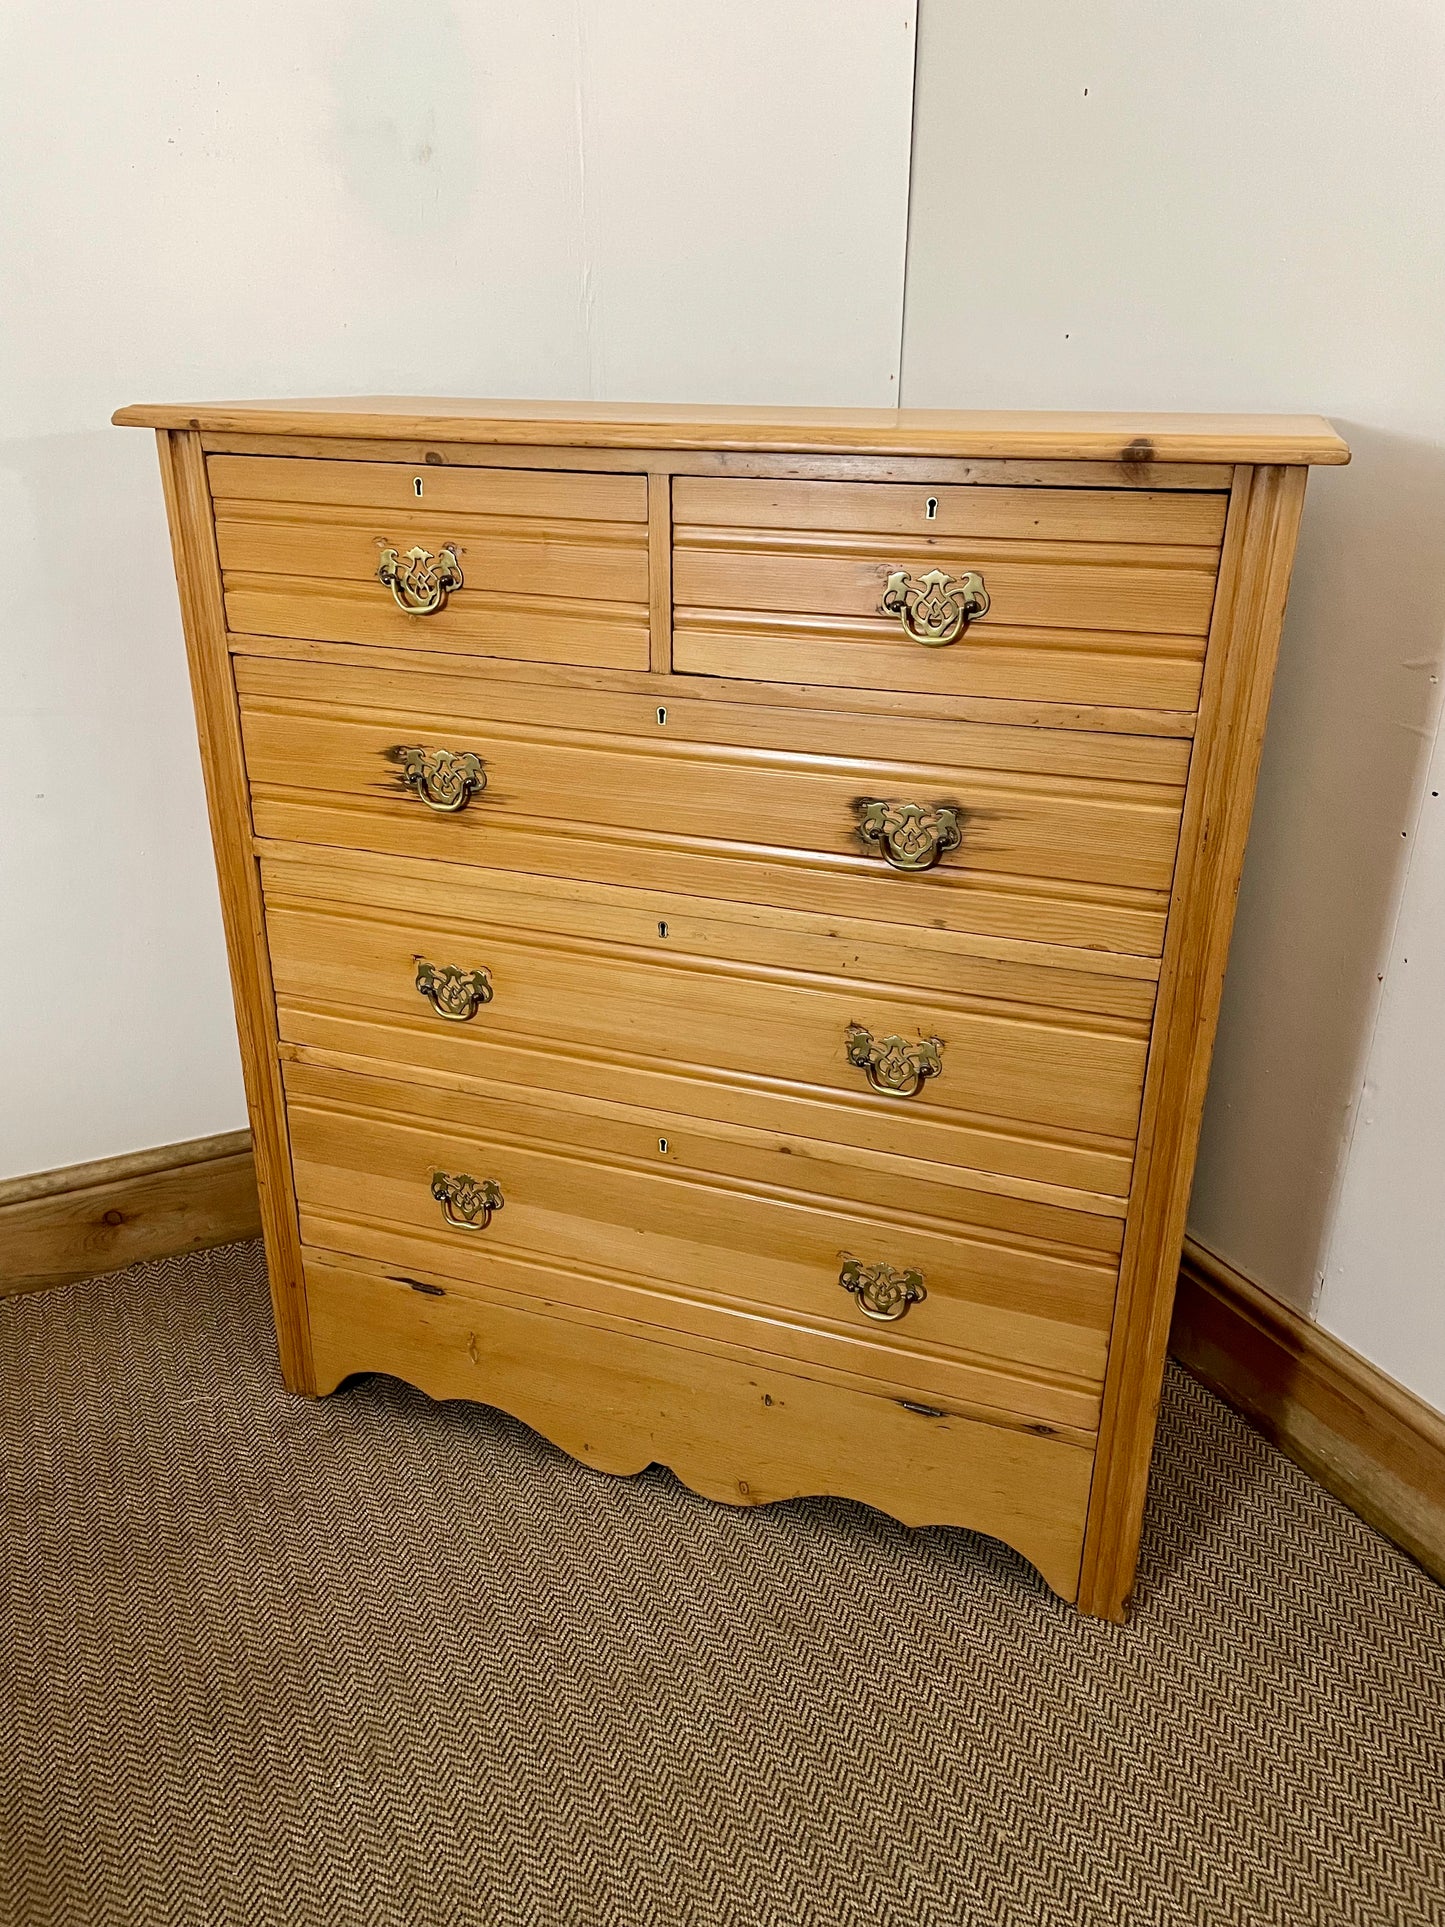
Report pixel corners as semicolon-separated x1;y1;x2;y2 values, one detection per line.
1190;422;1445;1312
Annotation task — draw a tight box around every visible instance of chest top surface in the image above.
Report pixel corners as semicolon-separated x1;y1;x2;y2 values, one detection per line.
113;397;1349;466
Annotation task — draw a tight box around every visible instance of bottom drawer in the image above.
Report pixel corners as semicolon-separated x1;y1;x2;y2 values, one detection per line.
305;1250;1094;1605
284;1061;1115;1434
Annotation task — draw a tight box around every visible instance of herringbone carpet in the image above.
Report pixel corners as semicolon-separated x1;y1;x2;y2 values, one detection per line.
2;1243;1442;1927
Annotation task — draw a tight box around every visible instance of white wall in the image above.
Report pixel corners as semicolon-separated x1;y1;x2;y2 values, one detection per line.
0;0;917;1179
9;0;1443;1416
1318;723;1445;1409
902;0;1445;1409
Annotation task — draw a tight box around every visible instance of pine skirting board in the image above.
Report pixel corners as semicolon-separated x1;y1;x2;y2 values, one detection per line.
2;1133;1441;1586
0;1131;261;1297
1171;1237;1445;1586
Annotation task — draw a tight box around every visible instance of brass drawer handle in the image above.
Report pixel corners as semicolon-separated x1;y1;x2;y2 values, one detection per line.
415;960;494;1022
430;1171;504;1231
379;543;463;614
839;1258;927;1324
391;745;487;814
845;1026;943;1098
881;567;988;645
856;800;962;872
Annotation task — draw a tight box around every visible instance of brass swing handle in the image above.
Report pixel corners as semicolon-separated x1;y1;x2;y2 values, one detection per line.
379;543;463;615
431;1171;504;1231
839;1258;927;1324
856;800;962;872
845;1026;943;1098
390;745;487;814
415;959;494;1023
881;567;988;645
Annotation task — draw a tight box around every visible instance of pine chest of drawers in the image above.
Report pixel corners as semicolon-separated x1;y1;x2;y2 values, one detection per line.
117;398;1348;1619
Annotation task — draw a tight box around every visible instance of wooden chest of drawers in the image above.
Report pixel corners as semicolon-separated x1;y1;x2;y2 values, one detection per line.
116;398;1348;1619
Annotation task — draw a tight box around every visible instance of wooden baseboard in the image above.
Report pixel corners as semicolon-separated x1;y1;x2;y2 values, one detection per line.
0;1131;261;1298
1171;1236;1445;1586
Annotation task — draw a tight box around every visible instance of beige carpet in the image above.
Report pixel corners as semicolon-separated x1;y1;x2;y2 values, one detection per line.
1;1241;1442;1927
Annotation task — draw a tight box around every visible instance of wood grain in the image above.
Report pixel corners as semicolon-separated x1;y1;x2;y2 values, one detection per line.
672;619;1207;712
198;434;1236;488
675;539;1221;637
216;509;649;602
0;1132;259;1297
648;471;673;673
116;398;1340;1622
207;454;647;520
114;398;1351;466
264;889;1151;1198
257;839;1165;989
233;651;1193;780
235;660;1189;956
673;473;1221;707
674;478;1230;545
227;627;1201;739
154;430;315;1393
225;581;648;670
1076;465;1311;1621
305;1250;1096;1603
1171;1237;1445;1587
284;1057;1118;1430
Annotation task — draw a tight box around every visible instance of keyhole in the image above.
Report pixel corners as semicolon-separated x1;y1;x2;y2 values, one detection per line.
413;477;424;497
658;921;669;938
925;497;938;520
658;1138;669;1154
656;706;667;725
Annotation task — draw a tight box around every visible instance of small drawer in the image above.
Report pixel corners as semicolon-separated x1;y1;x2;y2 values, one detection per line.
264;872;1153;1199
209;455;650;669
284;1060;1118;1432
236;656;1191;957
672;477;1227;711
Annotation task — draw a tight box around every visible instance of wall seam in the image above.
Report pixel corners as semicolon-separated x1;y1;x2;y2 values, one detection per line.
894;0;924;405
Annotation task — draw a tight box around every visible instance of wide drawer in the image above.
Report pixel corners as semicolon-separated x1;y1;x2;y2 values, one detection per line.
237;657;1190;956
284;1061;1118;1432
209;455;650;670
304;1253;1096;1601
672;477;1227;710
264;866;1152;1200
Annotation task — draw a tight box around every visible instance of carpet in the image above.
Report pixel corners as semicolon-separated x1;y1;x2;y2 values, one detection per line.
2;1241;1442;1926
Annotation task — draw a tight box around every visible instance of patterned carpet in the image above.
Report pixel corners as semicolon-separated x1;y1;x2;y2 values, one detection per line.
1;1243;1442;1927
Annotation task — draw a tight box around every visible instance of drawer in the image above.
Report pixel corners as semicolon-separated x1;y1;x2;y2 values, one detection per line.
285;1060;1118;1432
265;876;1152;1199
237;656;1190;956
304;1252;1097;1599
672;477;1227;710
209;455;650;669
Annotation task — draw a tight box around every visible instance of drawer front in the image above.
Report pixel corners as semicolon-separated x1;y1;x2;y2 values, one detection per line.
210;455;650;669
304;1252;1097;1601
284;1061;1117;1431
236;658;1190;956
266;885;1151;1199
673;477;1227;710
